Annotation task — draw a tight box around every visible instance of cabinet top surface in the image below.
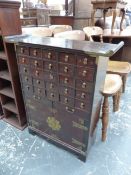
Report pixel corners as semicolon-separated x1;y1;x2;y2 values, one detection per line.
4;34;124;57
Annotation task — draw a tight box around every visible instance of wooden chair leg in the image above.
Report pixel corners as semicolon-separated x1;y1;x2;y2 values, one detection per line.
122;74;127;93
102;96;109;141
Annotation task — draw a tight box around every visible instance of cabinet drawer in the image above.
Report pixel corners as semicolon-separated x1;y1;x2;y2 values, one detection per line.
17;45;29;55
59;75;75;88
59;52;76;64
18;56;30;65
45;82;57;92
76;79;93;92
43;71;58;83
21;75;32;84
31;68;43;79
30;48;42;58
59;86;75;97
34;87;45;96
30;59;43;69
43;49;56;60
19;65;30;75
76;67;95;82
46;91;59;101
58;63;74;76
77;55;96;67
33;78;44;88
75;90;91;102
60;95;74;107
43;61;57;72
22;84;33;97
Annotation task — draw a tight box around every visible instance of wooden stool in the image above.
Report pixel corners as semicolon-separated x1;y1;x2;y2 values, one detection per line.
91;0;127;33
101;74;122;141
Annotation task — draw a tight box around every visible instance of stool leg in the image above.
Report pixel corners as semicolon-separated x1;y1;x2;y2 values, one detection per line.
91;9;96;26
122;75;127;93
120;8;125;31
113;93;118;112
116;87;122;110
111;9;117;34
102;96;109;141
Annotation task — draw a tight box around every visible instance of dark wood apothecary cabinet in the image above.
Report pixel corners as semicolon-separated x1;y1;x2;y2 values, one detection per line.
5;35;123;161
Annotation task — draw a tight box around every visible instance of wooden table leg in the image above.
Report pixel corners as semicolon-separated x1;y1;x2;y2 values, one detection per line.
102;96;109;141
120;8;126;31
111;9;117;34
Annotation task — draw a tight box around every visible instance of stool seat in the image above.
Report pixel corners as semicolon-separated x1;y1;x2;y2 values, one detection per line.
102;74;122;95
108;61;131;74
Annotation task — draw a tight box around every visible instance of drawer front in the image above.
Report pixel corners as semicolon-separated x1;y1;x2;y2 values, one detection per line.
22;19;37;26
59;75;75;88
75;100;91;112
59;86;75;97
30;59;43;69
31;68;43;79
30;48;42;58
43;72;58;83
59;52;76;64
58;63;74;76
17;45;29;55
60;95;74;107
21;75;32;85
34;87;45;96
45;82;57;92
43;61;57;72
19;65;30;75
76;67;95;82
46;91;59;101
22;84;33;97
77;55;96;67
75;90;91;102
18;56;30;65
33;78;44;88
76;79;94;92
43;49;56;61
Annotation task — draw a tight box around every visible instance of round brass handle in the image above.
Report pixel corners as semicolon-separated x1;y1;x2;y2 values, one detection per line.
35;70;39;76
22;58;25;63
64;78;68;84
82;82;86;88
65;55;69;62
26;86;30;90
81;92;85;99
48;52;52;59
38;88;41;94
64;98;68;103
64;67;68;73
64;88;68;94
36;80;40;84
24;68;27;73
49;74;54;80
48;64;52;70
38;96;41;100
34;61;38;66
80;102;85;109
50;83;53;89
21;48;24;53
33;50;37;56
25;77;28;81
50;93;54;98
83;58;88;65
82;70;87;76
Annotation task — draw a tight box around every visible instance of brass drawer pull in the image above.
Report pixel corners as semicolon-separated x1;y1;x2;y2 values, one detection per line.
25;76;28;81
82;82;86;88
48;52;52;59
83;58;88;65
64;66;68;73
82;70;87;76
38;96;41;100
64;78;68;84
81;93;86;99
36;80;40;84
20;48;24;53
64;98;68;103
50;93;54;98
33;50;37;56
64;88;68;94
26;86;30;90
80;102;85;109
49;74;54;80
50;83;53;89
35;70;39;76
24;68;27;73
38;88;41;94
66;106;74;113
22;57;25;63
65;55;69;62
48;64;52;70
34;61;38;66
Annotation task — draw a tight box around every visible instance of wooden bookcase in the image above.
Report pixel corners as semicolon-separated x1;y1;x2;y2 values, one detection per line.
0;0;27;130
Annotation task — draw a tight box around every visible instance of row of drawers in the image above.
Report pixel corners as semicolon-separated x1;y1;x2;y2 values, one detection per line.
17;46;96;67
